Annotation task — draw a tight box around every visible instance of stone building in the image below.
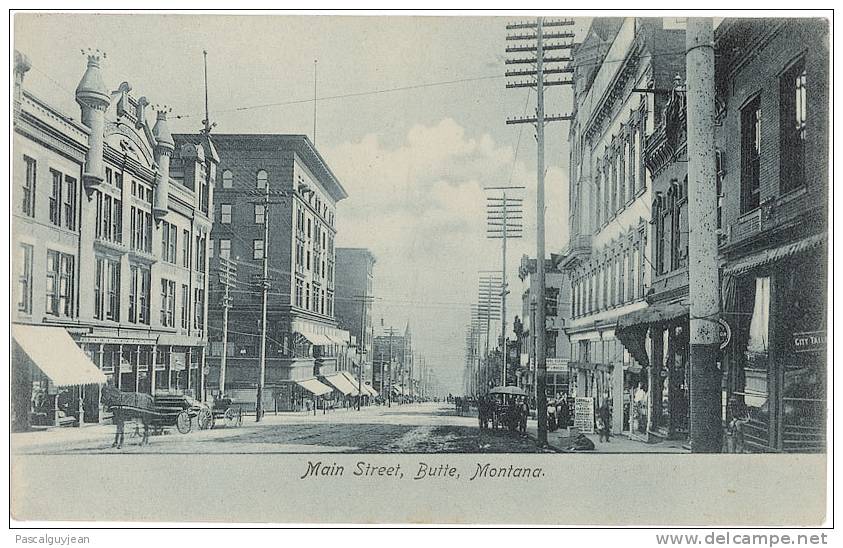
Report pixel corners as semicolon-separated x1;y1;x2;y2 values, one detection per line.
12;50;216;430
559;18;686;435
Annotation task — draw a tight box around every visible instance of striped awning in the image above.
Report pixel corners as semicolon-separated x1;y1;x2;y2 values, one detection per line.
322;373;360;396
296;378;333;397
297;332;335;346
13;325;107;387
723;233;826;277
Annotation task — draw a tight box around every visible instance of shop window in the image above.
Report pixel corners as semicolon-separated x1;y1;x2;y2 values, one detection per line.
740;96;762;213
734;276;771;447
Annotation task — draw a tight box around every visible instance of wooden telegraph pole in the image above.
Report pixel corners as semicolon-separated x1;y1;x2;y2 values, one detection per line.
506;16;575;446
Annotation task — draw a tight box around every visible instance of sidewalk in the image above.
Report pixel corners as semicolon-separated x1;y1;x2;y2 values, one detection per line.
526;421;689;453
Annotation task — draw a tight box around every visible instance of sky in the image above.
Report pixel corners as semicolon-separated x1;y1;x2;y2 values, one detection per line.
14;13;592;395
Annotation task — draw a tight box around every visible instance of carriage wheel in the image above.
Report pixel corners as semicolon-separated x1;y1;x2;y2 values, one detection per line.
198;408;213;430
176;411;192;434
224;408;239;427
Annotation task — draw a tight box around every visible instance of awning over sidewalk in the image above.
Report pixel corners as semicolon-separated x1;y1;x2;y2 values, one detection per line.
362;384;379;398
12;325;107;387
723;233;825;277
296;378;333;397
615;302;688;368
322;373;360;396
297;332;336;347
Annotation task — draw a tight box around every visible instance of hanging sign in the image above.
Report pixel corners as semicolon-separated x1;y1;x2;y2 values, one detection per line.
718;318;732;350
793;331;825;353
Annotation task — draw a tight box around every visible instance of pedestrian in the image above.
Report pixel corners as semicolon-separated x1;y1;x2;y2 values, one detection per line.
519;397;529;435
597;397;611;443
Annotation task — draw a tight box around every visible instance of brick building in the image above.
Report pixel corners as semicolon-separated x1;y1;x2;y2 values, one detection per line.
12;50;216;430
203;134;355;411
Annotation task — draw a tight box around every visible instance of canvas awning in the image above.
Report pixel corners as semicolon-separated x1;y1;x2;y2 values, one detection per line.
723;233;825;277
13;325;107;387
297;332;335;346
615;302;689;368
326;334;348;346
362;384;379;398
296;378;333;397
322;373;360;396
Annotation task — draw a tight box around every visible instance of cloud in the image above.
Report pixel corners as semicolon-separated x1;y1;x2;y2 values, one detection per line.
324;118;569;392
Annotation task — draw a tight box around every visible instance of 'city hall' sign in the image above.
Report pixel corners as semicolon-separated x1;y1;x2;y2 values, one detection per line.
792;331;826;353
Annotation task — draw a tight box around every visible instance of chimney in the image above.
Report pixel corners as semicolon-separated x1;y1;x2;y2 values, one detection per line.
152;107;175;218
75;49;110;193
13;50;31;112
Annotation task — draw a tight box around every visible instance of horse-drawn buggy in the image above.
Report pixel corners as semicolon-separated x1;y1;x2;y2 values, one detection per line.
101;386;212;447
209;396;243;428
478;386;529;433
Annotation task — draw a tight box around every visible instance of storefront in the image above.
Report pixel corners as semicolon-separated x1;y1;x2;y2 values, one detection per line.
615;301;690;442
722;235;826;453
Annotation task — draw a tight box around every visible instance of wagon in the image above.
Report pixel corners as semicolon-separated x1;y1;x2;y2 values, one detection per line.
209;396;243;428
150;394;213;434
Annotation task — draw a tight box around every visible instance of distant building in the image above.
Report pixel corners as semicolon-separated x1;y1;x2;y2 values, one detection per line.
334;248;376;379
12;50;216;430
372;325;412;398
518;255;571;400
202;134;353;411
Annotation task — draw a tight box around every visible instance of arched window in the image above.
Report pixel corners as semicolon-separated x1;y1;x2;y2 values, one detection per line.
256;170;268;190
222;169;233;189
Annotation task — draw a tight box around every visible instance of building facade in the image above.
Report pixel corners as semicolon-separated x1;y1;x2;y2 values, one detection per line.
335;247;376;380
714;19;828;452
12;50;216;430
517;255;571;400
372;326;412;398
559;18;686;435
202;134;352;411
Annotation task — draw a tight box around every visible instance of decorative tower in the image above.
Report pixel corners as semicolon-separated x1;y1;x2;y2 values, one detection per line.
75;49;110;193
152;107;175;218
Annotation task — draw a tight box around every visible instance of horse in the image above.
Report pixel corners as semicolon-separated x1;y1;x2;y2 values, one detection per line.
100;385;155;448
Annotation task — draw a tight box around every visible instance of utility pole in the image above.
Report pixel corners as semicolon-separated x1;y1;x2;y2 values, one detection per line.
478;272;502;391
313;59;318;146
506;16;574;446
249;184;288;422
387;327;394;407
486;186;524;386
686;17;722;452
217;257;236;397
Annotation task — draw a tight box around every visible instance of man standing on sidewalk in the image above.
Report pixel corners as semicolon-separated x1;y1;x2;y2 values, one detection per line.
597;396;611;443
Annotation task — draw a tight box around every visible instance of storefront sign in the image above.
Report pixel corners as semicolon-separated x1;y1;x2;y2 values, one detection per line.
793;331;825;353
574;397;594;434
718;319;732;350
546;358;566;371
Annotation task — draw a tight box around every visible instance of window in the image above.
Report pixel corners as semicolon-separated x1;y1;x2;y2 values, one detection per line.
180;285;190;330
222;169;233;189
256;170;268;190
305;283;310;309
618;137;627;206
22;156;36;217
219;239;231;260
130;207;152;252
253;239;265;260
546;287;559;317
195;235;206;271
673;179;689;269
629;128;638;197
740;96;762;213
46;250;75;317
182;229;191;267
161;279;176;327
129;264;151;325
193;288;205;331
781;58;807;193
17;244;33;314
49;169;62;226
220;204;232;224
94;257;121;321
254;204;265;224
295;278;304;307
161;221;178;263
